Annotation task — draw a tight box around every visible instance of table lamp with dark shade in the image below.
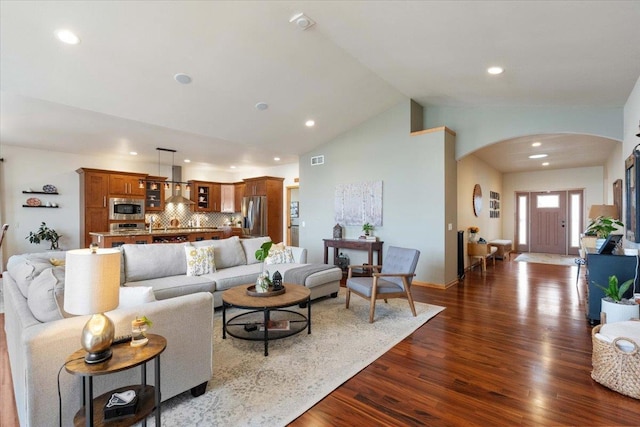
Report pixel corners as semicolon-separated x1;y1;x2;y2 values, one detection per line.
64;247;120;364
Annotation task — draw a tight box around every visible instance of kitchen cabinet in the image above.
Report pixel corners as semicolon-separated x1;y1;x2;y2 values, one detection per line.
77;169;110;248
92;234;152;248
220;184;235;213
190;181;222;212
145;176;166;212
78;168;149;248
108;173;146;197
234;182;245;213
244;178;267;196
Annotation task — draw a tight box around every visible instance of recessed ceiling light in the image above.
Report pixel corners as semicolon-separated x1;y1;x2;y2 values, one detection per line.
55;29;80;45
129;151;138;156
542;162;550;166
230;165;236;169
174;73;192;84
274;157;280;161
487;66;504;75
184;159;191;163
305;120;315;127
529;154;548;159
289;12;315;30
531;142;541;147
255;102;269;111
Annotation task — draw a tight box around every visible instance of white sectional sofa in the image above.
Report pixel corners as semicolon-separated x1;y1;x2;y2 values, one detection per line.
3;236;341;426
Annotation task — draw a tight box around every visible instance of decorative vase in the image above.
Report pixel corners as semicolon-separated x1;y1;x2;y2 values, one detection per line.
469;232;479;243
601;299;639;323
255;269;270;293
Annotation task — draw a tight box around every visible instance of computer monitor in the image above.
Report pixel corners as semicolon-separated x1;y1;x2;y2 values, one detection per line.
597;234;623;255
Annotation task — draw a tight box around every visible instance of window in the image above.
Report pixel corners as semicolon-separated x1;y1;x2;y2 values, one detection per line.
537;194;559;208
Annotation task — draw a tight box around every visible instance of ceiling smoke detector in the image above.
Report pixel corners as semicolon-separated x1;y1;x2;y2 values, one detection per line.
289;13;315;30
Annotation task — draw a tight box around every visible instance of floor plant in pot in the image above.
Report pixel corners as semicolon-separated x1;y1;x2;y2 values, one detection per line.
595;275;639;323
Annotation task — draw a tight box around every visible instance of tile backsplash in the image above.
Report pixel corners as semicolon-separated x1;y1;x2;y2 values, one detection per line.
145;206;243;229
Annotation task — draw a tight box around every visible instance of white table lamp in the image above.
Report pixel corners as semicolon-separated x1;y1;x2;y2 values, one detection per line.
64;247;120;364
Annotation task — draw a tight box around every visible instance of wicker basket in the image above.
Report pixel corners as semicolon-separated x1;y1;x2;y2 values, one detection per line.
591;324;640;399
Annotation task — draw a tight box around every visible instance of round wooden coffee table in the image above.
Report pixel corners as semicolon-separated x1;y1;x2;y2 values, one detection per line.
222;283;311;356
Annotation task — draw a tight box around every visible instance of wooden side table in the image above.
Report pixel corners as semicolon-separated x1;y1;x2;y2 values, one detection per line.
65;334;166;427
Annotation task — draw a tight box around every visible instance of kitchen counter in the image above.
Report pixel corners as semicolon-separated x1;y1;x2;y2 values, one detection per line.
90;227;242;247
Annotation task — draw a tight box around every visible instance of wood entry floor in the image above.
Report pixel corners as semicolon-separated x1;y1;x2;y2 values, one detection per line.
3;260;640;426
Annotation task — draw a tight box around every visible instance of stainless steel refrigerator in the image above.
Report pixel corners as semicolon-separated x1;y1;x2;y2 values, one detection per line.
242;196;267;237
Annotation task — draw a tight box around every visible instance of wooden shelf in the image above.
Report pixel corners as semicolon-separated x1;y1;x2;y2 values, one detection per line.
22;205;60;208
22;191;59;195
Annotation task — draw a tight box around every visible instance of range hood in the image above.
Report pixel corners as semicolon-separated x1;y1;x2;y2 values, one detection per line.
165;165;194;205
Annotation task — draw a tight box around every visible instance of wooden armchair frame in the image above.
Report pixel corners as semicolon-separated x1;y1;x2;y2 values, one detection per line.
345;264;417;323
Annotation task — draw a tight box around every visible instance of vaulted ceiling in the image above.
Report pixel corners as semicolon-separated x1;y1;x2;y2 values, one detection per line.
1;1;639;172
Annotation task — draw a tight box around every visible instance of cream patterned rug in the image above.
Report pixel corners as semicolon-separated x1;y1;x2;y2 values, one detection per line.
514;252;577;267
145;288;444;426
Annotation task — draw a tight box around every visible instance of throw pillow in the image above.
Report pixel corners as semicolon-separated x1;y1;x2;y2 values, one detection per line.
116;286;157;309
265;243;295;265
27;266;70;322
185;245;216;276
240;236;272;264
193;236;247;269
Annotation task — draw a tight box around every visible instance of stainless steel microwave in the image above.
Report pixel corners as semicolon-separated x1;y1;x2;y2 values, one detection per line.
109;198;145;220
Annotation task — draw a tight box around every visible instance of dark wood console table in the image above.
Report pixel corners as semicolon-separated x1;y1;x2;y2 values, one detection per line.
323;238;384;267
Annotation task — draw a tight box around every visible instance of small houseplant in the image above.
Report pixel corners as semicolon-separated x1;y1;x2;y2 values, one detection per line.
26;222;61;250
468;226;479;242
254;241;273;292
585;216;624;239
595;275;639;323
362;222;374;236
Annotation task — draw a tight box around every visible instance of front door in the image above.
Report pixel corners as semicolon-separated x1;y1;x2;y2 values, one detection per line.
530;191;567;254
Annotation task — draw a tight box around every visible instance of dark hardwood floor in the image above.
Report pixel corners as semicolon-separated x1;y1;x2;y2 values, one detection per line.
2;259;640;426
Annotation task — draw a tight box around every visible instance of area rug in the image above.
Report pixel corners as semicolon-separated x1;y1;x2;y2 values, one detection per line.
514;252;577;267
146;289;445;426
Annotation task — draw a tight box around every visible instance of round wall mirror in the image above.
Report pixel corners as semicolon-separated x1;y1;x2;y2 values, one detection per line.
473;184;483;217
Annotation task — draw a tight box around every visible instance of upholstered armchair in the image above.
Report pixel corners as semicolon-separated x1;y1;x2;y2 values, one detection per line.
345;246;420;323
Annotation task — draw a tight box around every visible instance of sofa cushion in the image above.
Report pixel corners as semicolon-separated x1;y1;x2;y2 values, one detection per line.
125;276;216;300
204;263;263;291
27;266;69;322
122;243;188;282
240;236;272;264
193;236;247;269
185;245;216;276
7;254;66;298
118;286;156;309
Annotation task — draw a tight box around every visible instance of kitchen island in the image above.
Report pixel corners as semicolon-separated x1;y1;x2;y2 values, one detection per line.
90;226;242;247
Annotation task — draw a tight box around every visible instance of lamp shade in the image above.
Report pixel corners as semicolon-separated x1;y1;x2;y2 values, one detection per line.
588;204;619;220
64;248;120;315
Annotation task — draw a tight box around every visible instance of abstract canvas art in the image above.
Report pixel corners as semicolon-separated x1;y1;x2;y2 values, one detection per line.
334;181;382;226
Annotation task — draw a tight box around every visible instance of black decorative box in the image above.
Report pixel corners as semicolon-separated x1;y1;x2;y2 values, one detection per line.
104;389;139;419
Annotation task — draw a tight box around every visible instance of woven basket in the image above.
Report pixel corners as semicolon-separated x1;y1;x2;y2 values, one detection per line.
591;324;640;399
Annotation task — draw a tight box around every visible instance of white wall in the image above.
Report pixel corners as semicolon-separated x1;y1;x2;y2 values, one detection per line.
425;105;623;160
622;76;640;249
457;154;502;266
0;145;297;268
298;100;457;286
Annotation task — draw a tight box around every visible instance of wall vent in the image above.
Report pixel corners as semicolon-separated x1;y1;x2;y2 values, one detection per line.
311;155;325;166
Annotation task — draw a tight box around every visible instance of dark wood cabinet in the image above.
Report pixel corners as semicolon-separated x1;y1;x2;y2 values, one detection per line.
145;176;166;212
108;173;146;197
234;182;245;213
78;169;110;248
585;251;637;324
190;181;219;212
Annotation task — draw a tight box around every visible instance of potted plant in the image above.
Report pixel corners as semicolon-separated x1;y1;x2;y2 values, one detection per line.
595;275;639;323
468;226;480;242
26;222;62;250
362;222;374;236
254;241;273;292
585;216;623;247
